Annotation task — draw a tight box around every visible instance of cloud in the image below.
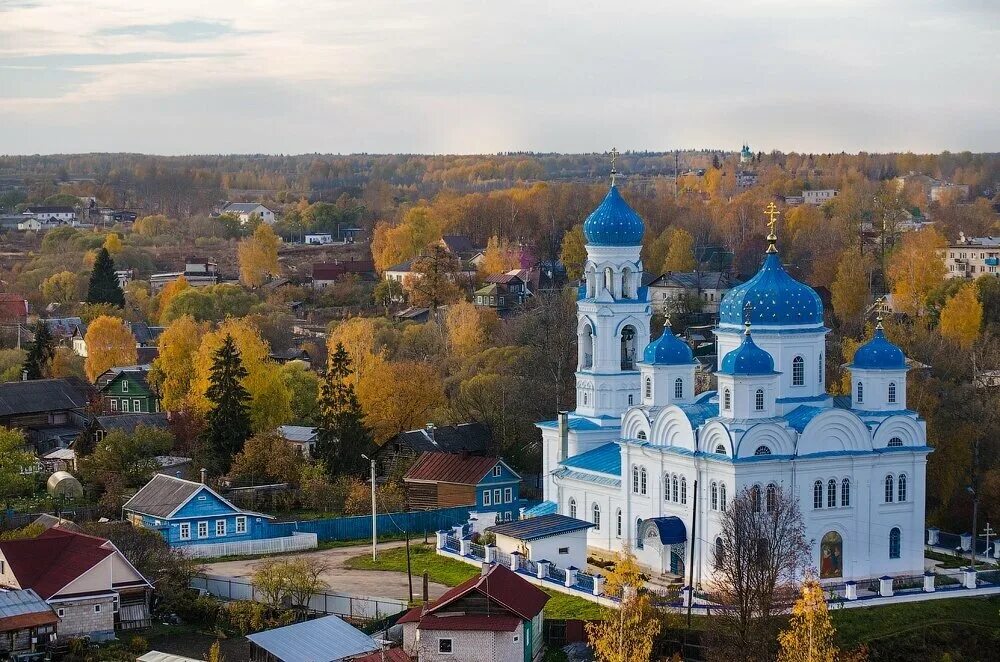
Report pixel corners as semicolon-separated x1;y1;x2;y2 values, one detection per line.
95;20;239;41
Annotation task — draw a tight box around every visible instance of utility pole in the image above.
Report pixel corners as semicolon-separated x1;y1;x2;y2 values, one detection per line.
362;453;377;561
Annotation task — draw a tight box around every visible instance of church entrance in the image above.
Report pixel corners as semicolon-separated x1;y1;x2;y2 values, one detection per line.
670;550;684;575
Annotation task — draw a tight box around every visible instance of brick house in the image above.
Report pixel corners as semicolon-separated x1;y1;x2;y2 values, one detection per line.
398;563;548;661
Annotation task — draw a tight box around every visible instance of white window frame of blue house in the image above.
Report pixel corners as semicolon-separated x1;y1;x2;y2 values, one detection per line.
483;490;492;506
197;521;208;538
493;465;501;477
236;516;247;534
504;487;512;503
216;520;226;536
179;523;191;540
493;488;501;504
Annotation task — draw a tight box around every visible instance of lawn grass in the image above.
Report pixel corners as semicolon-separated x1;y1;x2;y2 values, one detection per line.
344;543;609;620
830;595;1000;648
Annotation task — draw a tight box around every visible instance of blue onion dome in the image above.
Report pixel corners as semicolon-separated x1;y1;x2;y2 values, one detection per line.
642;323;695;365
850;327;906;370
583;185;645;246
719;328;777;376
719;252;823;329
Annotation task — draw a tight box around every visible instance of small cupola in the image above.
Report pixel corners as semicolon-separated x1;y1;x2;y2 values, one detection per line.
717;321;780;419
639;318;697;407
848;310;908;411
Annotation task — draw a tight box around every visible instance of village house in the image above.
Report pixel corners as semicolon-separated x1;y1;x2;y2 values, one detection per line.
96;365;160;414
646;271;743;316
222;202;276;225
0;589;59;657
22;206;77;224
474;271;529;317
0;528;153;641
311;259;376;286
277;425;318;457
803;189;839;205
403;452;521;522
398;563;548;662
0;293;28;326
88;412;170;448
246;613;386;662
0;378;92;454
376;422;491;476
149;258;220;293
487;513;596;573
942;233;1000;278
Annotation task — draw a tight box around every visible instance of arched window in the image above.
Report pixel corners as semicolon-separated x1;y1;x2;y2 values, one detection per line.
751;485;762;512
755;388;765;411
622;268;633;299
715;444;727;455
792;356;805;386
663;476;671;501
569;498;577;519
813;480;823;509
616;509;622;538
723;388;731;410
857;381;864;404
637;431;647;440
884;475;894;503
680;476;687;504
720;483;727;510
621;326;637;370
766;483;777;512
632;465;639;493
674;378;684;399
754;445;771;456
827;479;837;508
898;474;907;502
636;518;643;549
889;527;901;559
604;267;614;293
671;474;679;502
640;467;647;495
714;537;725;568
711;482;718;510
888;382;897;404
583;392;588;405
887;437;903;447
592;503;601;530
818;353;823;384
645;377;652;399
841;478;851;507
628;394;634;406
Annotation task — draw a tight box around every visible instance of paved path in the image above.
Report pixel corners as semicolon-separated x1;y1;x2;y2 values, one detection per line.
202;541;451;602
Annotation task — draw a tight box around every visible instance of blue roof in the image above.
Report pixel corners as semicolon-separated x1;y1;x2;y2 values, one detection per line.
679;401;719;428
536;416;602;431
719;332;777;376
719;252;823;328
246;614;378;662
487;513;594;541
560;442;621;475
642;328;695;365
522;500;557;517
784;405;825;432
641;516;687;545
583;185;645;246
850;327;906;370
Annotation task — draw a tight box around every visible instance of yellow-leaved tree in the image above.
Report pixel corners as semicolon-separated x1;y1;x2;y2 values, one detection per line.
41;271;80;305
103;233;123;254
662;227;697;272
155;275;189;323
777;578;838;662
150;315;209;410
326;317;387;387
355;360;445;444
479;236;521;276
559;225;587;282
585;547;662;662
84;315;138;381
887;227;947;316
446;300;499;360
237;224;281;287
190;319;290;432
830;247;873;332
939;282;983;349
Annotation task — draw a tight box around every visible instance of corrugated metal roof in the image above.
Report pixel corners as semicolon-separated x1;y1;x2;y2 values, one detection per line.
554;468;622;488
0;378;89;416
95;413;169;434
522;500;557;517
404;452;514;485
678;401;719;428
0;589;54;620
123;474;204;518
536;416;602;431
278;425;318;442
246;614;379;662
560;442;620;475
138;652;203;662
487;513;594;542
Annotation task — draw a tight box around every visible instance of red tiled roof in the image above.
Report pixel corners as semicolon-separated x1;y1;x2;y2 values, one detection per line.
396;606;422;624
425;564;548;621
0;528;114;599
350;648;411;662
403;452;501;485
416;614;520;632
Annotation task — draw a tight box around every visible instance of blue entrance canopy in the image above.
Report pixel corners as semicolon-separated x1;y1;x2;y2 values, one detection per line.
643;516;687;545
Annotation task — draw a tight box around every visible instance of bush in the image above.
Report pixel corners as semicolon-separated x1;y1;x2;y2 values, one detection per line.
128;636;149;654
173;593;221;628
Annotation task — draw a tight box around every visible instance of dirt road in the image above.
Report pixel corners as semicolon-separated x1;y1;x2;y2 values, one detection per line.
201;541;450;602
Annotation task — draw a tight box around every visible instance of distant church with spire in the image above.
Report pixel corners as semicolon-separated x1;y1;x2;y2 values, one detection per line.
537;158;929;586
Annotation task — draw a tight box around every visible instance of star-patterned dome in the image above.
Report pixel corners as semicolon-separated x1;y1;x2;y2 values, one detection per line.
719;252;823;328
642;327;695;365
850;327;906;370
583;185;645;246
719;331;777;376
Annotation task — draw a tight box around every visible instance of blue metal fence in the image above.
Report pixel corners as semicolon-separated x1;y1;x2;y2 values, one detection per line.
574;573;595;593
267;506;472;542
547;566;567;584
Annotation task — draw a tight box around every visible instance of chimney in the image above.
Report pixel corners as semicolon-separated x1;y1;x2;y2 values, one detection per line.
557;411;569;461
200;468;207;484
425;423;436;445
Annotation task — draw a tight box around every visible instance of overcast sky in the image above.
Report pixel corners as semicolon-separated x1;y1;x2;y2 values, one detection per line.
1;0;997;155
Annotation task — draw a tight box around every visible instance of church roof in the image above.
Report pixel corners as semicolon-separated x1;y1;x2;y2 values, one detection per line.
718;332;777;376
583;185;645;246
719;252;823;329
784;405;825;432
678;401;719;428
850;327;906;370
642;327;696;366
560;442;621;475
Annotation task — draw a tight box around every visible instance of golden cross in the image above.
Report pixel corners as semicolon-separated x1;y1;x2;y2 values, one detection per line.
610;147;619;185
764;201;780;234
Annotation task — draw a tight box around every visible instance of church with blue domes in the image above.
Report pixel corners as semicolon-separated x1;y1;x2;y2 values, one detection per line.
537;174;930;586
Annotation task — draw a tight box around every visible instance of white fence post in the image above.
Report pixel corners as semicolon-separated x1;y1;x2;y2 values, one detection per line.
436;530;447;550
926;528;939;545
963;567;977;589
960;533;972;552
923;572;935;592
879;576;894;597
536;560;549;580
484;545;495;564
993;540;1000;560
844;581;857;601
564;566;577;588
509;551;521;572
459;537;471;557
592;575;604;596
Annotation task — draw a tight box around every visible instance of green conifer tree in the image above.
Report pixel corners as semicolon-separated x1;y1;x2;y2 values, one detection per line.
86;247;125;307
202;335;251;475
22;320;56;379
316;343;375;477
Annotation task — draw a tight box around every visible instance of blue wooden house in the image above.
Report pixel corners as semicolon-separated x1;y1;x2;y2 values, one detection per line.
403;452;522;522
123;474;274;547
